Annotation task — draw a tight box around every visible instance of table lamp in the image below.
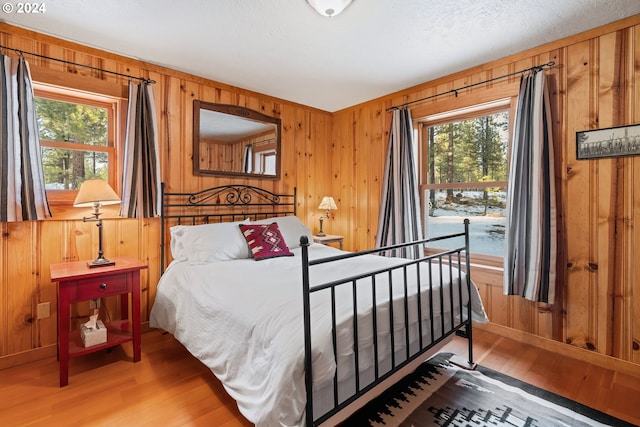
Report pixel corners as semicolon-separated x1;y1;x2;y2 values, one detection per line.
73;179;121;268
317;196;337;237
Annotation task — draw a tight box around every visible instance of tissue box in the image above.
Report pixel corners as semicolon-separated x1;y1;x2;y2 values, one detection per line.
81;320;107;347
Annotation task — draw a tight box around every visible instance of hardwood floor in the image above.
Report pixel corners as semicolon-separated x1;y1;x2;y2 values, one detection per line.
1;328;639;426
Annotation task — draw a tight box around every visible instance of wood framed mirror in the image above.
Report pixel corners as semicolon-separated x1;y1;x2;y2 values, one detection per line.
193;100;281;179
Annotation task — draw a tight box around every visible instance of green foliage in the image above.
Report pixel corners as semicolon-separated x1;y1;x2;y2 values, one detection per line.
426;111;508;215
35;98;108;190
428;112;508;185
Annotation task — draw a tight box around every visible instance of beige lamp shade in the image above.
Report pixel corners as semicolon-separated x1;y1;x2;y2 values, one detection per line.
318;196;337;211
73;179;121;207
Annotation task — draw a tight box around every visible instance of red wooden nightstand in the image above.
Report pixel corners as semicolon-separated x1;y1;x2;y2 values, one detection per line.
50;256;147;387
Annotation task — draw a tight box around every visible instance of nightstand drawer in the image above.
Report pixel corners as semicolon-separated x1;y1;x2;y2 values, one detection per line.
75;273;129;300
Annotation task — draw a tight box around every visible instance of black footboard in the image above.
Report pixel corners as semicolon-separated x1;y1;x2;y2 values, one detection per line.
300;219;474;426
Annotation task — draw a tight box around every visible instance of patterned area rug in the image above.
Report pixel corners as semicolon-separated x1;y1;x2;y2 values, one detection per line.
341;352;634;426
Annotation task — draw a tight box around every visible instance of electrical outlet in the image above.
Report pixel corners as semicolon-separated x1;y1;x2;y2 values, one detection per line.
37;302;50;319
89;299;101;309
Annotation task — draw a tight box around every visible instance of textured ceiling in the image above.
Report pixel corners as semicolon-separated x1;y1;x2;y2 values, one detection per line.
2;0;640;112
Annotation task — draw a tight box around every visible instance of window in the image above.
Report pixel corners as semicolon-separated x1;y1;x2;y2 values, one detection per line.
254;148;277;175
33;84;120;205
418;99;512;261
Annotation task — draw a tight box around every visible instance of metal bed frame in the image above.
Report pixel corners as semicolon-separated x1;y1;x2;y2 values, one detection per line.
160;183;297;273
300;225;474;426
159;184;475;426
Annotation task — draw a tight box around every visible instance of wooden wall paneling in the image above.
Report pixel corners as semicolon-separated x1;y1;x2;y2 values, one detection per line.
618;157;634;360
7;33;36;57
28;222;41;348
307;108;324;228
633;157;640;364
354;107;370;252
631;24;640;365
6;222;35;354
294;107;310;227
198;85;216;104
558;46;572;345
341;110;357;250
360;105;376;252
612;28;636;361
181;80;200;194
162;76;186;193
607;27;630;361
469;267;504;325
564;39;596;350
594;32;618;356
141;218;161;320
367;101;385;249
117;62;143;86
36;42;67;78
510;298;536;336
63;50;95;80
308;110;327;234
280;104;297;205
115;218;142;318
302;108;315;233
38;220;65;348
330;110;349;246
218;87;235;105
536;304;554;341
330;110;345;242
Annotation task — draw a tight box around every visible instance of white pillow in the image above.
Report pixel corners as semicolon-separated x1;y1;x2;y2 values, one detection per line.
170;220;250;262
253;215;313;249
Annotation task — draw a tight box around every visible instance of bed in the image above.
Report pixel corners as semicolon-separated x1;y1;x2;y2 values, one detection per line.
149;184;487;427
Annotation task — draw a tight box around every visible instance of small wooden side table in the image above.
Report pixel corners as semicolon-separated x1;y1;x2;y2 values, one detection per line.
313;234;344;250
50;256;147;387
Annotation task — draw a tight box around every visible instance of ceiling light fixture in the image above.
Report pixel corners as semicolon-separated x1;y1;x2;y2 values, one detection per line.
306;0;353;17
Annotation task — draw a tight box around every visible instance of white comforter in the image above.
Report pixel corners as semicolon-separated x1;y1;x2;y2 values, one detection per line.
149;243;487;427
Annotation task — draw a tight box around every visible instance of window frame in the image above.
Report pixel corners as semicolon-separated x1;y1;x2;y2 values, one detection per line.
416;98;516;266
33;83;123;207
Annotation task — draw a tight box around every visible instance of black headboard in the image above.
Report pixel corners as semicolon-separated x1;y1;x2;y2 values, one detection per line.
160;183;297;273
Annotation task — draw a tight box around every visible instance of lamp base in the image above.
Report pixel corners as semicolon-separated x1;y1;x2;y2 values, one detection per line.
317;217;326;237
88;257;116;268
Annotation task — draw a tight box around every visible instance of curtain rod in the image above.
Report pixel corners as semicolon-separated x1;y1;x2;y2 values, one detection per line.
0;45;156;84
387;61;555;111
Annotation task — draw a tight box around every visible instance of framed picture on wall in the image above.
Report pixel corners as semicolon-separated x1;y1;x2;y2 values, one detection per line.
576;123;640;159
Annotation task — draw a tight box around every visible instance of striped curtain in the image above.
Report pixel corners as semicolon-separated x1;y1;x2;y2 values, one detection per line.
243;144;253;173
503;69;557;303
0;53;50;221
375;108;423;259
120;82;161;218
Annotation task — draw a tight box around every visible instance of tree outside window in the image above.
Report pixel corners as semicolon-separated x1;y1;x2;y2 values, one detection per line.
33;86;118;205
419;102;511;259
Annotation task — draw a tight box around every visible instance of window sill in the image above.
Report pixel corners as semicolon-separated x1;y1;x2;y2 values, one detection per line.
424;248;504;270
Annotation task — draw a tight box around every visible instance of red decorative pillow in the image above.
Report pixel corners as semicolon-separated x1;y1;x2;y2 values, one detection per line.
239;223;294;261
